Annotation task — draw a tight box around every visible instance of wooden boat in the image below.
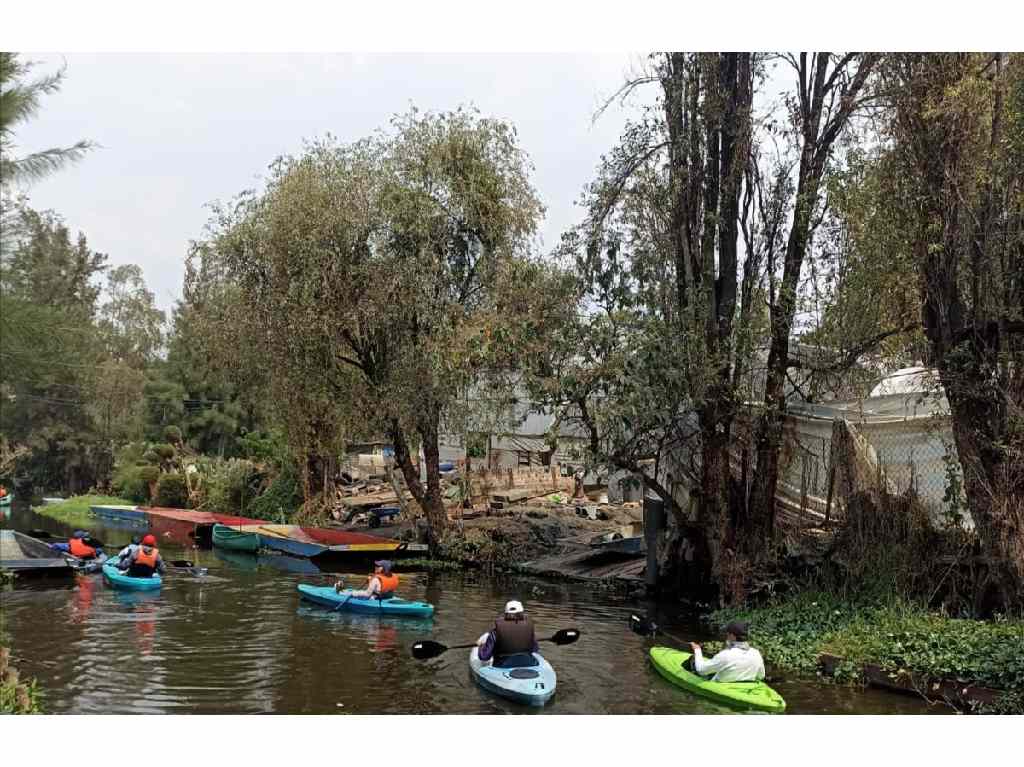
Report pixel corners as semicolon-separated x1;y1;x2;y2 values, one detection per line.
589;534;645;555
90;504;145;522
0;530;74;578
253;524;405;559
212;523;261;552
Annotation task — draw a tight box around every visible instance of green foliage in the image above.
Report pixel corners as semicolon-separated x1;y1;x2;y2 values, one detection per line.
96;264;166;368
141;450;160;465
111;464;150;503
711;590;1024;708
199;458;259;514
154;472;188;507
0;52;93;184
163;425;183;445
0;662;42;714
154;443;176;461
138;466;160;484
238;429;288;464
247;461;302;522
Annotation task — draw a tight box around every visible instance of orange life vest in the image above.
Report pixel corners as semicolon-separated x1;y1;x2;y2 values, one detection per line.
69;537;97;559
135;546;158;569
374;572;399;595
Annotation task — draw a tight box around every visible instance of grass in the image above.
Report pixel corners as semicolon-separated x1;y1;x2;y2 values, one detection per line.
32;494;135;528
710;590;1024;713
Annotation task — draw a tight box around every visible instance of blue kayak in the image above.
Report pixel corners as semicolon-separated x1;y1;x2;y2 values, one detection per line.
470;637;556;706
102;555;162;591
296;584;434;618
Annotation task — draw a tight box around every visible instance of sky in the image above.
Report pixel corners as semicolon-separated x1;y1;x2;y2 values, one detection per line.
11;53;650;313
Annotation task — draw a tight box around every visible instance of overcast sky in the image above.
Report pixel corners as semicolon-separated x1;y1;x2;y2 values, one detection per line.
12;53;653;313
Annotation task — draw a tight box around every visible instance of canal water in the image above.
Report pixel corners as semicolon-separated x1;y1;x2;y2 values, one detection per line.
1;504;945;714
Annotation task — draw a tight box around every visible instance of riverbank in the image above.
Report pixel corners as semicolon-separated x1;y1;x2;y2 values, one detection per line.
709;590;1024;714
32;495;135;529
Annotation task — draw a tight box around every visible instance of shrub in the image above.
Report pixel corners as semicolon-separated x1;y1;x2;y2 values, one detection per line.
248;462;302;522
202;458;259;513
163;425;183;445
154;443;176;461
111;464;150;503
141;450;160;465
154;472;188;507
139;466;160;484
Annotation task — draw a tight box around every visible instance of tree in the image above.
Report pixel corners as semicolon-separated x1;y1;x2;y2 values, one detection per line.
0;53;93;185
536;53;759;599
97;264;166;368
0;206;109;491
883;53;1024;609
747;53;881;547
206;108;544;542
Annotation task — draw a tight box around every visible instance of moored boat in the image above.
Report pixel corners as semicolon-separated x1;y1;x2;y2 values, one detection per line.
212;523;261;552
0;530;74;578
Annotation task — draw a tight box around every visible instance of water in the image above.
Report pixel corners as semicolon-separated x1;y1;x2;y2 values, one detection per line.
1;504;946;714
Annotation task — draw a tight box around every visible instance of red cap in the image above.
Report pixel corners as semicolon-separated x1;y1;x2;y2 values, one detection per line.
142;534;157;546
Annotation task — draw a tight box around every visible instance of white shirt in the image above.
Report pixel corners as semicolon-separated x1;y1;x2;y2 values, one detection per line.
692;642;765;682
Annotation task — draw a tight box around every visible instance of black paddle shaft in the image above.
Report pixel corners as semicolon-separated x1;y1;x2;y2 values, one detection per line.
411;628;581;660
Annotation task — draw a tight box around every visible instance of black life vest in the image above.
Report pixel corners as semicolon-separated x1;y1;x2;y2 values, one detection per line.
493;615;535;658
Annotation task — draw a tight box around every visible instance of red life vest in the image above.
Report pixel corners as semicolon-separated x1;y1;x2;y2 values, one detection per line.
373;572;399;595
69;537;97;559
135;546;158;569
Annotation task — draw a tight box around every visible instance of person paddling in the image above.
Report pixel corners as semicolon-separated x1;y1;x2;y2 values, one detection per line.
476;600;539;668
344;560;399;600
69;530;100;560
118;535;141;560
687;620;765;683
118;534;165;578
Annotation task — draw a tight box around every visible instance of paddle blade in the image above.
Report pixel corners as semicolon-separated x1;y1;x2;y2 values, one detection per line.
410;640;447;660
630;614;656;637
170;560;194;568
550;628;581;645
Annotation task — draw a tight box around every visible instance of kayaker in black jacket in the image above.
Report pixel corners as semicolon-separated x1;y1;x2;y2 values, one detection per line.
477;600;539;668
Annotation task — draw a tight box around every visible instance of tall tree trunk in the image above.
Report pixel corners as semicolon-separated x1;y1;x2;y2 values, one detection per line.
389;415;448;549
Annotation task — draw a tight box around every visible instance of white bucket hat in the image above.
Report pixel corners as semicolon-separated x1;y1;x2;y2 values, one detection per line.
504;600;524;615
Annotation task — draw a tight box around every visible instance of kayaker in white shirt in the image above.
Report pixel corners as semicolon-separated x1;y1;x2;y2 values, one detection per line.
688;621;766;683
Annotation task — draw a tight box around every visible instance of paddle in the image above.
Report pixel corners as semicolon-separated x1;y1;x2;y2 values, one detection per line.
331;578;352;610
629;613;695;649
411;628;581;660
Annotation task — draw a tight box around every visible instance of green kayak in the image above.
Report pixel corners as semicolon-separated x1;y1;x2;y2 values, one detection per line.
649;646;786;713
212;524;260;553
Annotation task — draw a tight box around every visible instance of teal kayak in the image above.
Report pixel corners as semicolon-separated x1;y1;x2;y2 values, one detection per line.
102;555;162;591
470;636;556;706
649;646;786;713
296;584;434;618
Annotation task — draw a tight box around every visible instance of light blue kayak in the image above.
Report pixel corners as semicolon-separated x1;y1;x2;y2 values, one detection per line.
296;584;434;618
102;555;162;591
470;638;556;706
